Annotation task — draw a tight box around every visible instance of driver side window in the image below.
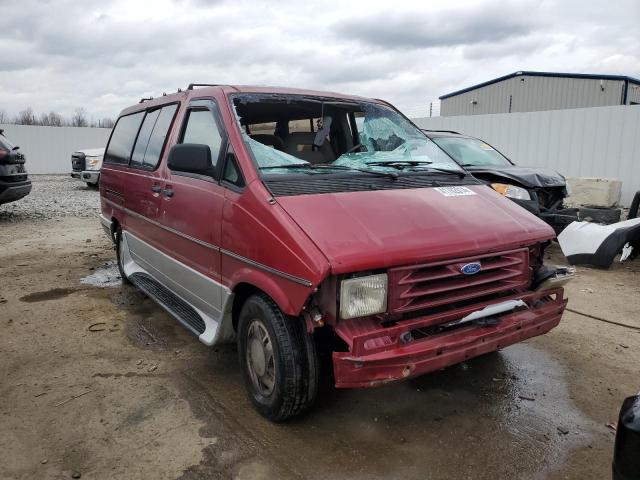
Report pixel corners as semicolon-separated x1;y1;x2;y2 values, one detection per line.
182;110;223;158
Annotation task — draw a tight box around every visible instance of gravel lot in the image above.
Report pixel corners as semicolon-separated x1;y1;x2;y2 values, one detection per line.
1;177;640;479
0;175;100;221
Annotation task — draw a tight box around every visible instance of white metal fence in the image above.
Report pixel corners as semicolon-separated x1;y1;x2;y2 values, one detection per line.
0;124;111;174
413;105;640;206
4;106;640;206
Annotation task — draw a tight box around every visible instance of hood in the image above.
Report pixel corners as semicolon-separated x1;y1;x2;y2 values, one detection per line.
277;184;555;274
77;148;105;157
464;164;566;189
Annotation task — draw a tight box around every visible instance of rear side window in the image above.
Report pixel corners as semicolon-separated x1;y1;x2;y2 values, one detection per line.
130;104;178;169
143;105;178;168
104;112;144;164
131;109;160;166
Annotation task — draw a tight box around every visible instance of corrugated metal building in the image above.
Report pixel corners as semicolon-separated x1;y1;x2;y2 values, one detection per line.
440;71;640;116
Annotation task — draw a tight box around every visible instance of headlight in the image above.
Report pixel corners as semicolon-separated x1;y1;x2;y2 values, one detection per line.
491;183;531;200
339;273;388;319
86;157;102;170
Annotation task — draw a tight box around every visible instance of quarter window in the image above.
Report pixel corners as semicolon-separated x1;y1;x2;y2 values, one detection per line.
222;154;244;187
104;111;145;164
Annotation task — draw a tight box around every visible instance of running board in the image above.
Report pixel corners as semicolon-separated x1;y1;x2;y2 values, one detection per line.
129;272;206;337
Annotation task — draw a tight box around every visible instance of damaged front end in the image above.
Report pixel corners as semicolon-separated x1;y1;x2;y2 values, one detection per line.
474;173;579;235
310;246;572;388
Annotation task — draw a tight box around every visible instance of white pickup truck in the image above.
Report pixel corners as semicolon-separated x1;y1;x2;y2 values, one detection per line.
70;148;104;188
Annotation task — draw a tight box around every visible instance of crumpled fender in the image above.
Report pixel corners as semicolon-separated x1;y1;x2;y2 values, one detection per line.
466;165;566;189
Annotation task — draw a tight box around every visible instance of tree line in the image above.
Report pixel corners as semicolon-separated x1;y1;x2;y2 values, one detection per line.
0;107;114;128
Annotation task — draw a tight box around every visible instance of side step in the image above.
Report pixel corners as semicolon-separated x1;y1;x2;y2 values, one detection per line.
129;272;206;337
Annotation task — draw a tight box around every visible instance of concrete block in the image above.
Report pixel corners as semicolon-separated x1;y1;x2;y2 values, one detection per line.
566;177;622;208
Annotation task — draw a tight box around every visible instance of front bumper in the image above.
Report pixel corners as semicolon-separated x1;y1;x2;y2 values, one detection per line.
0;178;32;204
333;288;566;388
71;170;100;184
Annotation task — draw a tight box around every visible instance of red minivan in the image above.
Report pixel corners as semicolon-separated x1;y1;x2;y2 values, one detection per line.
100;84;571;421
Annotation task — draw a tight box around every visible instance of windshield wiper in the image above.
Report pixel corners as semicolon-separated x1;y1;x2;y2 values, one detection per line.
366;160;433;167
260;163;398;180
366;160;466;178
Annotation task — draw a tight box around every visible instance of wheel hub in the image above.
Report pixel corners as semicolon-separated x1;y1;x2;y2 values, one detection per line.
249;337;266;376
246;320;275;396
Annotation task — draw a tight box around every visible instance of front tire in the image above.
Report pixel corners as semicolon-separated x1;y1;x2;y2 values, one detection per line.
238;294;318;421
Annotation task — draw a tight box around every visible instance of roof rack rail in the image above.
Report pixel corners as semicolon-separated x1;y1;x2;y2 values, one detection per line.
187;83;221;90
139;96;153;103
421;129;461;135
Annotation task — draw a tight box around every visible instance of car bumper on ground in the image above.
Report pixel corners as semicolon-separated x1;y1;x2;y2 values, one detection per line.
0;179;32;204
333;288;567;388
71;170;100;184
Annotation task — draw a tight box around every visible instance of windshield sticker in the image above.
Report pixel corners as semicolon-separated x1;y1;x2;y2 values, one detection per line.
434;186;476;197
479;143;495;151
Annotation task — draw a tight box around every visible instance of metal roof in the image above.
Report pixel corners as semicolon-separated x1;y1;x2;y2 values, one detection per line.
439;71;640;100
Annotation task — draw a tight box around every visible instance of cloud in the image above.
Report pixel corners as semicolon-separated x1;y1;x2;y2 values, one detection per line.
0;0;638;120
333;2;538;49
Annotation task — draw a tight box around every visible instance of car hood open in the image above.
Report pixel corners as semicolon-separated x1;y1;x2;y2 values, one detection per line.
464;165;566;189
277;184;555;274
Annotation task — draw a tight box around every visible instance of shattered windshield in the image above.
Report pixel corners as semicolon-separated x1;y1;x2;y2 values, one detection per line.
231;94;464;178
431;136;512;167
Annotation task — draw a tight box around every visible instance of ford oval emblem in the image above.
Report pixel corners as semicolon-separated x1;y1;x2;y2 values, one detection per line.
461;262;482;275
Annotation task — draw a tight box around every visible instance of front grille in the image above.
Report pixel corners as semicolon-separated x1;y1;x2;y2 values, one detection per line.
71;153;85;171
388;248;530;315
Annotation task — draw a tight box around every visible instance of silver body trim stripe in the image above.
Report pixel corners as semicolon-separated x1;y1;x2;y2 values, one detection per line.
220;248;313;287
102;198;313;287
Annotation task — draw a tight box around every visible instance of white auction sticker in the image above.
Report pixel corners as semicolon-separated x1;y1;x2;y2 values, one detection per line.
434;186;477;197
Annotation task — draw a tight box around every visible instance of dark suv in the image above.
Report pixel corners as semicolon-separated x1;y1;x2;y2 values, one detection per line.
425;130;578;233
0;129;31;205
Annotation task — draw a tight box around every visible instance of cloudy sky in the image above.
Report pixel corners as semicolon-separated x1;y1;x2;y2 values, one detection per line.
1;0;639;120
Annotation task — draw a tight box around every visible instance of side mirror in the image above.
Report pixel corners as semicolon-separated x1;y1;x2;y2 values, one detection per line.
168;143;212;175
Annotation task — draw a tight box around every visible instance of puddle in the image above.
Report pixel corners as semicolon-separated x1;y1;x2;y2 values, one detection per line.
19;287;78;303
80;261;121;288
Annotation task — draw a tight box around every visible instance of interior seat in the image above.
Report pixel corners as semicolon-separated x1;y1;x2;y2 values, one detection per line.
283;132;335;164
250;134;285;151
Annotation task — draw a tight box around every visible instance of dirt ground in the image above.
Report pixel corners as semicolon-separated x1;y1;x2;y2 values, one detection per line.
1;211;640;479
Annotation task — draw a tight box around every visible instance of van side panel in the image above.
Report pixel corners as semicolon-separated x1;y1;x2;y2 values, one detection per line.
221;181;330;316
100;164;127;228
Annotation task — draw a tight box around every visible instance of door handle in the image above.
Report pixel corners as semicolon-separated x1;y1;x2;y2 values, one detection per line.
163;187;174;198
151;184;162;193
